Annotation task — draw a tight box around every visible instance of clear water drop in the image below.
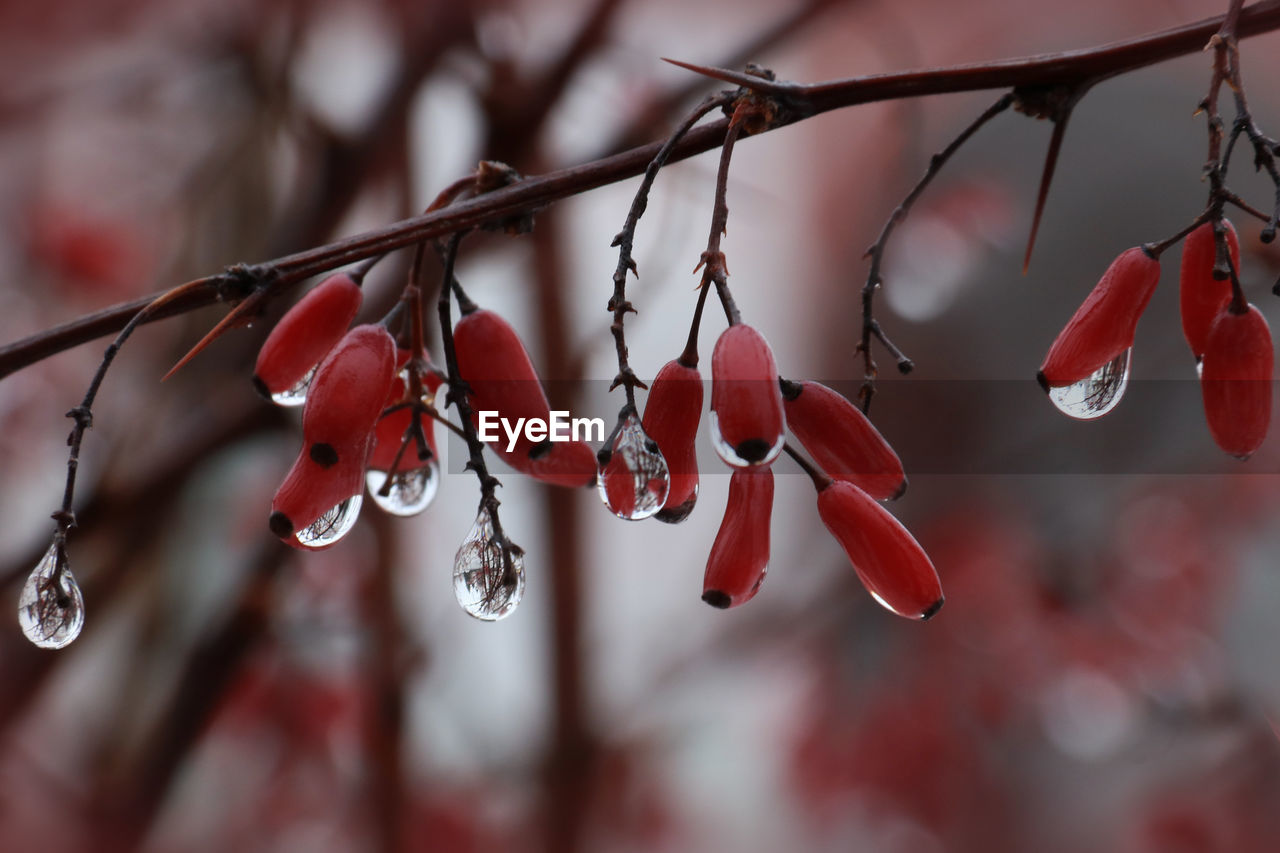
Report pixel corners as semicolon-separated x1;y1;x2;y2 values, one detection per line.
365;463;439;517
294;494;362;549
1046;349;1130;420
452;507;525;621
597;412;670;520
270;365;317;407
18;545;85;650
1195;358;1204;379
708;410;785;467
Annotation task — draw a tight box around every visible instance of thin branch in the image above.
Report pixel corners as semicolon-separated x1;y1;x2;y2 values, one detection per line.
5;1;1280;375
699;96;757;328
857;92;1014;411
433;233;524;588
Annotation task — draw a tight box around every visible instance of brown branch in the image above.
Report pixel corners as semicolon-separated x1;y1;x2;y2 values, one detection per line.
5;0;1280;376
857;93;1014;410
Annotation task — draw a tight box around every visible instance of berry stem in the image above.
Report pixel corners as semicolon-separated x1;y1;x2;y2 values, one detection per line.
783;443;832;492
699;96;758;330
434;233;521;571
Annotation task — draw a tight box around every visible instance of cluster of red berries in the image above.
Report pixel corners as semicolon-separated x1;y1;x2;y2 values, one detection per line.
256;272;602;553
256;273;442;548
251;271;944;621
1037;219;1273;458
630;322;944;620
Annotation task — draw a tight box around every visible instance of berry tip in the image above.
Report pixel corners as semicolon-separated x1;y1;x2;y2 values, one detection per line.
702;590;732;609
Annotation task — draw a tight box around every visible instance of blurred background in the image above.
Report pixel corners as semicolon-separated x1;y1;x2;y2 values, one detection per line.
2;0;1280;850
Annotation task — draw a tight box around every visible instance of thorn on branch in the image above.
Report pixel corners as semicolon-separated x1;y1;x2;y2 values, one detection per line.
1014;83;1090;273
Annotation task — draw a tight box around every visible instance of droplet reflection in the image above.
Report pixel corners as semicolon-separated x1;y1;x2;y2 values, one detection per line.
295;495;362;549
452;506;525;621
1046;349;1130;420
366;463;439;517
19;544;85;650
597;411;669;520
270;365;317;407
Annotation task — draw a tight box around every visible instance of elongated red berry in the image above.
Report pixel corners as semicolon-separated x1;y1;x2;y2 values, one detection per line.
269;442;370;549
710;324;785;466
301;324;397;470
1180;220;1239;361
254;273;363;403
642;358;703;522
454;309;553;468
782;380;905;500
1037;247;1160;389
702;468;773;609
817;481;943;620
1201;303;1272;459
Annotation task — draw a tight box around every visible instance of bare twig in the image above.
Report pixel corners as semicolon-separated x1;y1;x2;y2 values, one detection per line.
856;93;1014;410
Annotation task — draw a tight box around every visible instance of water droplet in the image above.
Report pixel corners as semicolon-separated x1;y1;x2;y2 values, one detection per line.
708;410;785;467
1195;357;1204;379
452;507;524;621
18;545;85;650
270;365;317;407
1046;349;1130;420
295;494;362;549
365;463;439;517
597;412;669;520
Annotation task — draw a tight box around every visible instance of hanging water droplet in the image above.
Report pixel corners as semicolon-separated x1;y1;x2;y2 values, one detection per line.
365;463;439;517
18;545;85;650
271;365;317;407
597;411;670;520
452;506;525;621
1046;349;1130;420
708;410;785;467
1195;357;1204;380
295;494;362;549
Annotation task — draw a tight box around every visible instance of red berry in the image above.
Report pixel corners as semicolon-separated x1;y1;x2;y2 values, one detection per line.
254;273;363;400
1038;247;1160;388
782;380;905;501
710;324;785;466
1180;220;1239;361
269;442;370;549
454;309;553;467
642;358;703;522
702;468;773;609
817;481;943;620
301;324;397;469
529;440;597;488
1201;303;1273;459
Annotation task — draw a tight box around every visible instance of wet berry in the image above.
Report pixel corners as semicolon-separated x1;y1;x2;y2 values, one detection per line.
642;358;703;522
702;468;773;608
253;273;362;403
1200;303;1273;459
782;379;905;501
1038;247;1160;389
710;324;785;467
817;481;944;621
